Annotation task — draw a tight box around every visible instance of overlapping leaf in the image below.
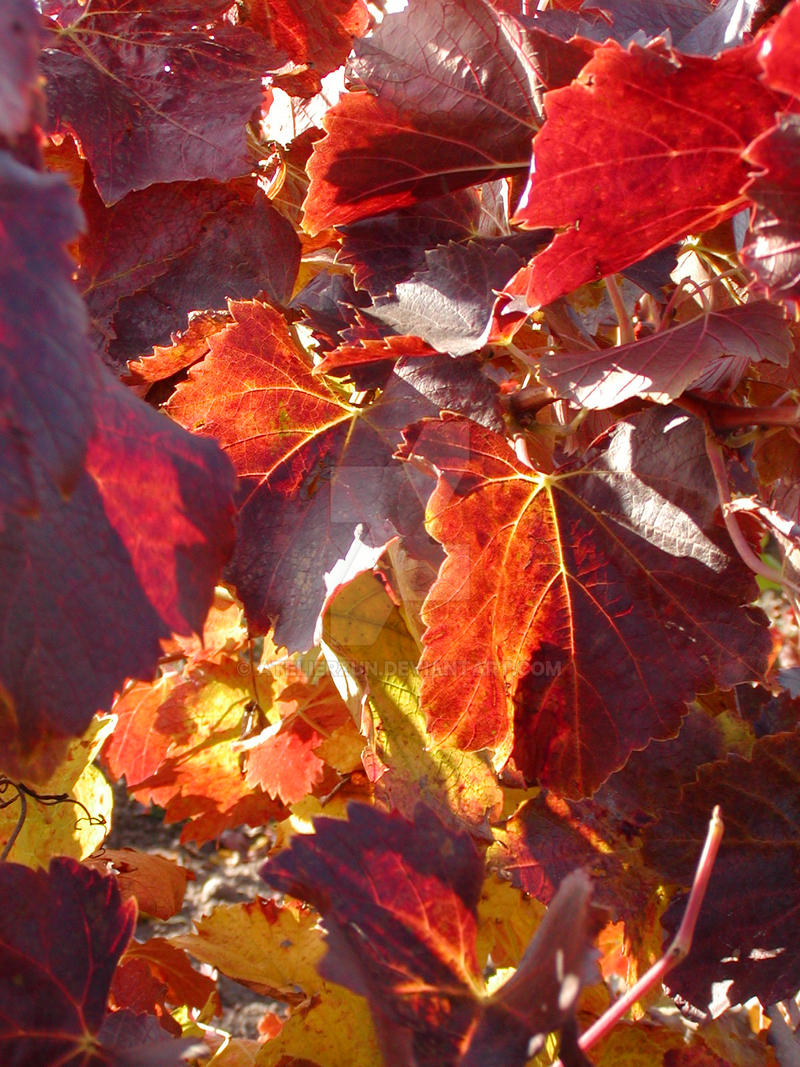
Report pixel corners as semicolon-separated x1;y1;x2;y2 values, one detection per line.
398;407;770;796
742;114;800;300
0;152;99;518
0;0;39;139
512;39;780;306
77;176;300;364
302;0;542;233
167;299;449;651
322;570;503;835
86;849;189;921
0;857;136;1065
262;803;601;1065
243;0;370;92
539;301;791;408
645;729;800;1008
105;658;286;845
0;374;235;778
41;0;285;204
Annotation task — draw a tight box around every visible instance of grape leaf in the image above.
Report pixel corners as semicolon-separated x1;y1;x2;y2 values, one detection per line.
645;728;800;1009
321;569;503;836
244;0;370;91
167;299;444;651
303;0;541;233
242;675;352;805
175;897;326;1002
120;938;217;1016
261;803;601;1066
85;849;189;921
0;857;136;1065
742;114;800;300
0;0;39;139
42;0;285;204
257;986;383;1067
366;234;549;356
95;1009;206;1066
538;301;791;408
0;715;114;866
0;152;99;518
757;0;800;98
0;373;235;775
512;39;780;306
398;406;770;796
338;190;482;298
596;0;760;54
107;658;287;845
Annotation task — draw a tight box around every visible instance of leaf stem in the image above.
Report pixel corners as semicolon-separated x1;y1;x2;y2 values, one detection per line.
605;275;635;345
553;808;724;1065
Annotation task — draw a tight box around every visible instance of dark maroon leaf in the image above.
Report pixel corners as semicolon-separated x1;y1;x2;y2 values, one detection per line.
594;0;759;53
394;355;504;435
262;803;600;1067
0;0;40;138
0;857;136;1065
645;729;800;1008
42;0;284;204
338;190;482;298
291;272;373;353
367;234;549;356
97;1011;206;1066
742;114;800;300
303;0;542;233
0;151;99;518
102;188;300;366
0;372;234;766
538;301;791;408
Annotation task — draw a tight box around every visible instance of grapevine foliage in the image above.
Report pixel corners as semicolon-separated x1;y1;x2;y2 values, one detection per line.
3;0;800;1063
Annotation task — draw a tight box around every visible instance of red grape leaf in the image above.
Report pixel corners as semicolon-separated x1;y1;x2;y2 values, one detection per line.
315;337;438;387
366;234;549;356
126;312;230;389
242;675;351;805
103;676;179;790
261;803;601;1066
0;373;235;774
108;658;287;846
121;938;217;1014
302;0;541;234
85;849;189;921
41;0;285;204
0;0;40;138
96;1009;206;1066
0;152;100;518
742;114;800;300
398;406;770;797
539;301;792;408
757;0;800;98
109;959;179;1036
0;857;136;1065
511;39;780;307
167;300;444;651
244;0;370;89
645;729;800;1008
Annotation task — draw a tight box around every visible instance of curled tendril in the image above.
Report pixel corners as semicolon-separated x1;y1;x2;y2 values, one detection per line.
0;777;107;862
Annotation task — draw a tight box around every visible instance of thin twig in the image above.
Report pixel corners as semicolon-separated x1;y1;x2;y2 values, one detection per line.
553;807;724;1065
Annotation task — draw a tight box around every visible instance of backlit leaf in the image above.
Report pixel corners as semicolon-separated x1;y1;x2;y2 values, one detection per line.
399;407;769;796
302;0;541;233
0;374;235;776
0;857;136;1065
167;299;442;651
85;849;189;921
0;714;114;866
321;570;503;835
512;39;779;306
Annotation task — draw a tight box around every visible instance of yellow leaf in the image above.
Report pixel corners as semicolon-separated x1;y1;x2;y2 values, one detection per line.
173;897;326;1002
0;714;114;865
322;571;502;833
256;984;382;1067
